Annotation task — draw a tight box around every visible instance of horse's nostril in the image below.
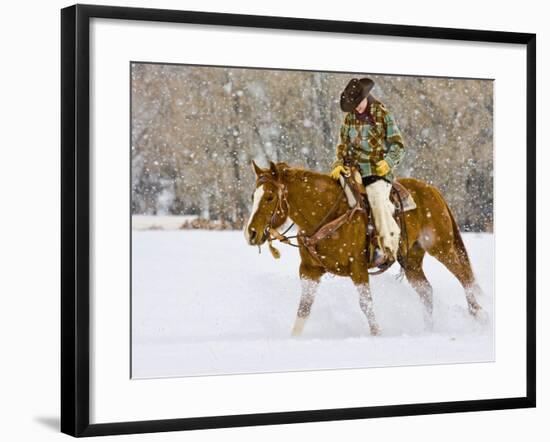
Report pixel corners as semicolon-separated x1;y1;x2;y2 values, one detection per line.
249;228;257;242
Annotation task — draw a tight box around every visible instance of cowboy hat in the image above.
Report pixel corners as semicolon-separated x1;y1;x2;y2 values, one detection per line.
340;77;375;112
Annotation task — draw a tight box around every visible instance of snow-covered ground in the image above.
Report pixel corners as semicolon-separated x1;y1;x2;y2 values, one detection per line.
132;214;198;230
131;229;494;379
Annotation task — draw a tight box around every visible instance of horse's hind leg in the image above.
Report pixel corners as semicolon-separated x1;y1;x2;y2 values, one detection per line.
402;242;434;329
291;264;324;337
434;248;483;317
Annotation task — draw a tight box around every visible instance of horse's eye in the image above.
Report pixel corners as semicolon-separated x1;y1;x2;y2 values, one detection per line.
265;195;275;203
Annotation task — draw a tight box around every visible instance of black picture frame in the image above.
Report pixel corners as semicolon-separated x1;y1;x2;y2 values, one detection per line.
61;4;536;437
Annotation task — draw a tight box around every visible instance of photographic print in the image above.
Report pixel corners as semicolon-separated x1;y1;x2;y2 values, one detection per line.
130;62;494;379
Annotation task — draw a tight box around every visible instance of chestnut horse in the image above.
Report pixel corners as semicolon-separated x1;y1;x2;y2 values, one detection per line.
245;161;484;336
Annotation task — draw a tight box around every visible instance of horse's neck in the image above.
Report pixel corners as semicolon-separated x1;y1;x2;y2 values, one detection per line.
285;170;344;234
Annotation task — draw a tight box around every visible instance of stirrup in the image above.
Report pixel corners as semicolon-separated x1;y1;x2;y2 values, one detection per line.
372;248;387;268
372;247;395;269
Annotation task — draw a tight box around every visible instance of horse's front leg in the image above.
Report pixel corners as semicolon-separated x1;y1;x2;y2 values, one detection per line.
356;283;380;336
351;260;380;336
292;264;324;337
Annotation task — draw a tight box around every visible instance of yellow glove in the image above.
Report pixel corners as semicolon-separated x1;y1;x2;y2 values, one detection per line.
330;165;350;180
375;160;391;176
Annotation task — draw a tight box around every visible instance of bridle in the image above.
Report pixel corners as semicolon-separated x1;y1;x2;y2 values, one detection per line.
254;174;299;257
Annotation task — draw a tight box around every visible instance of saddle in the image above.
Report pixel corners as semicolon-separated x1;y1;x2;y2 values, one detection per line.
342;170;416;213
341;171;416;270
391;181;417;212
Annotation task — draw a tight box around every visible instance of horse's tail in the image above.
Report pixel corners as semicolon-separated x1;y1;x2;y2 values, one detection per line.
433;187;472;268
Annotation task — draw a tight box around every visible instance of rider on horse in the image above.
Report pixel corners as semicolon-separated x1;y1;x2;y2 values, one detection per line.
330;77;406;268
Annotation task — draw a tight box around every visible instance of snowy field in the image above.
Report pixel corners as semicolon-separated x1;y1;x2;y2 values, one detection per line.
131;229;494;379
132;214;198;230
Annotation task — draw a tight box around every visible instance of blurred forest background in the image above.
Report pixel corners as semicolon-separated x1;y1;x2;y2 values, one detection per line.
131;63;493;232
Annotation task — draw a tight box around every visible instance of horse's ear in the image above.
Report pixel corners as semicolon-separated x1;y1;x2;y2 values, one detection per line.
279;162;290;177
269;161;279;179
251;160;263;177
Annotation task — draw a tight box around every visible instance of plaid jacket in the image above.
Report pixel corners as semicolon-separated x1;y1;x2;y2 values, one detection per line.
332;101;405;181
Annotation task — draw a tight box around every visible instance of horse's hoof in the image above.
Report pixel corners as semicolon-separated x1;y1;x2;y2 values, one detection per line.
370;325;381;336
471;306;489;324
291;317;306;337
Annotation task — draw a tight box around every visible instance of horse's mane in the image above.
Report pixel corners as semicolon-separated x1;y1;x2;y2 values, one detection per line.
277;162;340;191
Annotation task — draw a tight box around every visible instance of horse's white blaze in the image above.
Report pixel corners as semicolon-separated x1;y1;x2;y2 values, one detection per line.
244;185;265;243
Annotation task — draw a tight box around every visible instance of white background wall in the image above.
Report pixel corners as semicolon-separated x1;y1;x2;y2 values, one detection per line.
0;0;545;440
